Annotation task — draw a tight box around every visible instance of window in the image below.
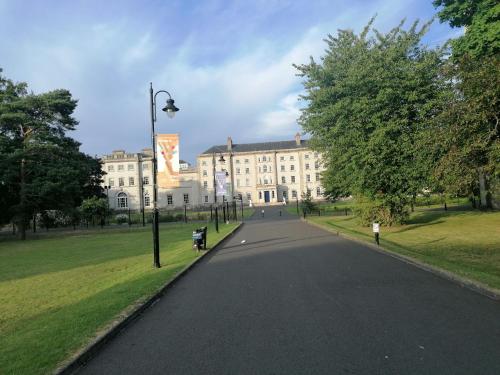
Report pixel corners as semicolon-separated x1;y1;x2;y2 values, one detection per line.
244;159;249;163
316;173;320;182
268;166;272;172
263;156;267;162
292;190;297;198
272;191;275;198
109;178;115;187
183;194;189;204
204;195;209;203
283;190;288;199
235;159;240;164
264;178;268;184
280;156;285;161
119;177;124;187
305;163;310;170
143;163;149;170
281;165;285;172
306;174;311;182
291;176;296;183
316;187;321;196
290;156;295;161
307;188;311;196
237;179;240;187
281;176;286;183
129;177;135;186
305;154;310;159
290;165;295;171
143;176;149;185
117;192;128;208
245;178;250;186
144;193;150;207
236;168;241;174
202;170;207;177
108;165;114;172
263;165;267;173
259;191;262;199
245;168;250;174
203;181;208;189
118;164;124;171
128;164;134;171
167;195;173;205
314;152;319;158
246;192;252;201
202;161;207;166
315;162;320;170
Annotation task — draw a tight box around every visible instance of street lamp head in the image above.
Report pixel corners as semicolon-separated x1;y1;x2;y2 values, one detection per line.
162;98;179;119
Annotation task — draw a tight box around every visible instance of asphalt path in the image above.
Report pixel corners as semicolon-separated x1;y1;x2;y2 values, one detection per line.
78;206;500;375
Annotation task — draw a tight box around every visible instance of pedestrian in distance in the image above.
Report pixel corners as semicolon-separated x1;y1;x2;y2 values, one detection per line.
261;209;265;217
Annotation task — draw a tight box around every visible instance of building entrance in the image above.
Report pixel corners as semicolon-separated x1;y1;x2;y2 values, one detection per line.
264;191;270;203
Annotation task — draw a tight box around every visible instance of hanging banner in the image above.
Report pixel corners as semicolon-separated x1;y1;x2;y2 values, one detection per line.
215;171;227;196
157;134;180;188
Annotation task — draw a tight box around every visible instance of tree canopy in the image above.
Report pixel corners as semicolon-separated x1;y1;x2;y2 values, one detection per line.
433;0;500;58
295;20;450;224
0;69;104;238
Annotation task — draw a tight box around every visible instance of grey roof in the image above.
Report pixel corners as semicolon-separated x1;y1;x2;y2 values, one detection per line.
201;140;309;155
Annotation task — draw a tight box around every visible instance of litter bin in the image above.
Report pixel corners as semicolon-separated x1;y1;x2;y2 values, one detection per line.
192;226;207;251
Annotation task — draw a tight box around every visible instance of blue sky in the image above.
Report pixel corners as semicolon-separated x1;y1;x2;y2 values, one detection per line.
0;0;460;163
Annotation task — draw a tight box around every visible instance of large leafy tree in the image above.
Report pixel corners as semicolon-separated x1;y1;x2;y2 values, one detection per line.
0;69;104;238
433;0;500;58
295;20;450;224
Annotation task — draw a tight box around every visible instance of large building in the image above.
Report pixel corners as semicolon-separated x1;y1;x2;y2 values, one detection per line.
100;133;326;210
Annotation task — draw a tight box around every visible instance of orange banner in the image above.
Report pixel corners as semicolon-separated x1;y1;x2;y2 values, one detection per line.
157;134;180;188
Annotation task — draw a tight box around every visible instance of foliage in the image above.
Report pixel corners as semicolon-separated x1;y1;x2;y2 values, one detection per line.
80;196;107;225
295;19;449;224
429;55;499;205
352;195;409;226
115;213;128;225
433;0;500;58
0;69;104;238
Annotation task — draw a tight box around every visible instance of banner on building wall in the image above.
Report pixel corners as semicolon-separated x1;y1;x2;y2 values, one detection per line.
215;171;227;196
157;134;180;188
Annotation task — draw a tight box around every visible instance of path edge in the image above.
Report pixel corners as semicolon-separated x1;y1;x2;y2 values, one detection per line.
302;218;500;301
54;223;243;375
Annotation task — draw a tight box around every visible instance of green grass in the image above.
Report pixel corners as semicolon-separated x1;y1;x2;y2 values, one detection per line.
307;209;500;290
0;222;237;375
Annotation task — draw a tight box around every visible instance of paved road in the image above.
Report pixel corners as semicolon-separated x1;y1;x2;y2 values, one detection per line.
78;206;500;375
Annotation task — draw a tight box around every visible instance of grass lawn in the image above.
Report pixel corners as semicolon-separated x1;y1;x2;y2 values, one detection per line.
0;222;238;375
307;209;500;290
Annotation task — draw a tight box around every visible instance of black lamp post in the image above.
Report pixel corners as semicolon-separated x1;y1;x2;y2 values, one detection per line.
149;82;179;268
212;153;225;233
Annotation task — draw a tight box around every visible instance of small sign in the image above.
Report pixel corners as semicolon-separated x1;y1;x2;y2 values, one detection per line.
372;223;380;233
215;171;227;196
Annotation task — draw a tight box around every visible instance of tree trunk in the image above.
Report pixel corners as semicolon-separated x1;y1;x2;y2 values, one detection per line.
19;157;27;240
478;169;488;208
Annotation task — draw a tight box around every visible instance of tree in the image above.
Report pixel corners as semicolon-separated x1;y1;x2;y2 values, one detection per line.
300;190;317;215
79;197;108;228
295;19;450;224
430;55;499;207
0;69;104;238
433;0;500;58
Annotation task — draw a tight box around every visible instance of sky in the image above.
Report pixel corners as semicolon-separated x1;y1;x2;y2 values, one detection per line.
0;0;461;163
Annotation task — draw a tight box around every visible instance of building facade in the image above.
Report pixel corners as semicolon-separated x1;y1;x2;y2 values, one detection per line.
100;134;325;210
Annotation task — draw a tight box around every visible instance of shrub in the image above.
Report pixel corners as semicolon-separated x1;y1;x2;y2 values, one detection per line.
115;214;128;225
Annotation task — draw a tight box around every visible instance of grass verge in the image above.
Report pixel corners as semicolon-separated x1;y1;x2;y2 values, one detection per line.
306;209;500;290
0;222;237;375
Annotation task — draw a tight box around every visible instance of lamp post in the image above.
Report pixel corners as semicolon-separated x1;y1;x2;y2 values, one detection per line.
212;152;225;233
149;82;179;268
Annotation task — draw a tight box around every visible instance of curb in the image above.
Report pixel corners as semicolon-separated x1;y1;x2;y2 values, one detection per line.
301;218;500;301
54;223;244;375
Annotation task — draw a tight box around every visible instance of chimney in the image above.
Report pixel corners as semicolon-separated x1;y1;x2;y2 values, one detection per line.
295;132;301;146
227;136;233;151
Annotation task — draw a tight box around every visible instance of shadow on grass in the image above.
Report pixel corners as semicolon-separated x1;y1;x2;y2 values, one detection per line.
0;224;208;283
0;263;188;375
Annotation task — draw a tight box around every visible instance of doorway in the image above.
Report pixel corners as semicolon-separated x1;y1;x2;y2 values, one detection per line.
264;191;270;203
